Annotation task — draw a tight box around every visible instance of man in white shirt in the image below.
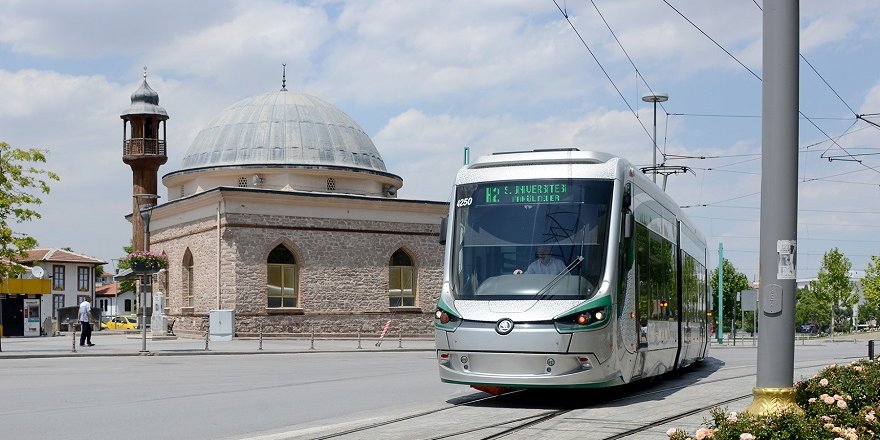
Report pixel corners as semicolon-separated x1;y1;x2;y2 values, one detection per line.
514;246;567;275
79;299;94;347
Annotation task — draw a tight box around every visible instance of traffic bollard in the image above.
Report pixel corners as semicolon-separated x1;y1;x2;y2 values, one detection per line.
310;324;315;350
357;324;362;350
72;328;77;353
258;324;263;351
870;340;876;360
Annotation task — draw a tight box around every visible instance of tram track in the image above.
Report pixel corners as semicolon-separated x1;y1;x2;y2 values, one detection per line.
302;355;862;439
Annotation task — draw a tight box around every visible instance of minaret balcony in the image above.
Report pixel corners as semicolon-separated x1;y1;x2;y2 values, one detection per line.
124;138;167;158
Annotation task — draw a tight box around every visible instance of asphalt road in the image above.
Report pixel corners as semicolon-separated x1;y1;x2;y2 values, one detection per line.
0;337;873;440
0;351;472;440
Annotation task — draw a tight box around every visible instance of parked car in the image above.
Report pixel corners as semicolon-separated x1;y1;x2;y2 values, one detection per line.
101;315;137;330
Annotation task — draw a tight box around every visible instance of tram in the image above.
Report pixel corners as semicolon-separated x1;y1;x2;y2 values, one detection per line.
435;149;709;389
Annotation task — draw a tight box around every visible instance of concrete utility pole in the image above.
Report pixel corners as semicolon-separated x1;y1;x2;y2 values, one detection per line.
746;0;801;416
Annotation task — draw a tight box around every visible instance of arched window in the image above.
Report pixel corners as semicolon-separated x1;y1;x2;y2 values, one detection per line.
183;249;194;307
267;245;297;308
389;249;415;307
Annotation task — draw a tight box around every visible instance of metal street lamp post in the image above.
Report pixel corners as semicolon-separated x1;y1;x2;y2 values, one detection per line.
642;92;668;184
139;203;152;353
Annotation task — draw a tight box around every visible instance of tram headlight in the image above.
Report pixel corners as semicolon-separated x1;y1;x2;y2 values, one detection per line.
555;305;610;332
434;306;462;330
436;310;450;324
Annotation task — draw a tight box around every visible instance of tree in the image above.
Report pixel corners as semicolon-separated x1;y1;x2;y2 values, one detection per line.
795;284;828;332
117;243;135;293
812;248;857;333
863;255;880;319
0;141;60;279
709;258;749;332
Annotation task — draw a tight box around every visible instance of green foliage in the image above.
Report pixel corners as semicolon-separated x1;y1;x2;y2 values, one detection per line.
796;286;830;331
813;248;857;333
864;256;880;318
669;360;880;439
118;243;135;293
0;141;60;279
709;258;749;332
859;302;880;326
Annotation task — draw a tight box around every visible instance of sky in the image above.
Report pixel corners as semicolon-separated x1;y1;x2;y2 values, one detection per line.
1;0;879;282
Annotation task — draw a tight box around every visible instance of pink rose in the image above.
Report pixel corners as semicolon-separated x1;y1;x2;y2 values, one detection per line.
820;378;829;386
866;413;876;422
695;428;714;439
666;428;677;437
740;434;755;440
824;395;836;404
837;399;847;409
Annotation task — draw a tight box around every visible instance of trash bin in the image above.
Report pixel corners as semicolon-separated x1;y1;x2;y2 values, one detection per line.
209;309;234;341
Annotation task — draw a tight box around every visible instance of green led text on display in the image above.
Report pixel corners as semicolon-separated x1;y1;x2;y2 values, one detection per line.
483;183;568;204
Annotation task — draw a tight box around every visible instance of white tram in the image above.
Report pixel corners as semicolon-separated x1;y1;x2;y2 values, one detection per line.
435;149;709;389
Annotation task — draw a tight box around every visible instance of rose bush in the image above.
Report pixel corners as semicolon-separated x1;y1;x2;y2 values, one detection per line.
666;359;880;439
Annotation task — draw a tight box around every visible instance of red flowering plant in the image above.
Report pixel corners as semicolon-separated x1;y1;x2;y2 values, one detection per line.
123;250;168;273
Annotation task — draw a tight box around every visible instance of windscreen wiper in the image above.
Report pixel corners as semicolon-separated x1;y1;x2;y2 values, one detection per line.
529;255;584;301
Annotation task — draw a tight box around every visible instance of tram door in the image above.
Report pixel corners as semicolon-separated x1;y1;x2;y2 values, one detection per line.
632;222;650;379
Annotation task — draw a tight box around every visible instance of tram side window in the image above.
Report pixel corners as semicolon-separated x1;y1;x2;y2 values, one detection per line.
664;238;678;321
681;253;698;325
635;223;650;338
648;232;666;320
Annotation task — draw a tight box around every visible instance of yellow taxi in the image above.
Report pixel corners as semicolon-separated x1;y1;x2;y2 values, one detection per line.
101;315;138;330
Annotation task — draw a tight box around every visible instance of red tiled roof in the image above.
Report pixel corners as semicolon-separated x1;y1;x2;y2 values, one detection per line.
96;283;119;297
21;248;107;265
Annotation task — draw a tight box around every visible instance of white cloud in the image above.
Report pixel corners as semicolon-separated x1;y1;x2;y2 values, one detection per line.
0;0;879;279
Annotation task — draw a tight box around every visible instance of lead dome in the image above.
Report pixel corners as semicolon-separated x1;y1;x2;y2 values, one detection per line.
164;89;403;200
180;91;387;172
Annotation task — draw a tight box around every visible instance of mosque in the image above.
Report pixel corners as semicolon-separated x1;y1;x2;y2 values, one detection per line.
121;72;447;337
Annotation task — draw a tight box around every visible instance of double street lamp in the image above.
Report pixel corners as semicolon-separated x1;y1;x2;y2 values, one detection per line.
642;92;668;184
135;194;158;353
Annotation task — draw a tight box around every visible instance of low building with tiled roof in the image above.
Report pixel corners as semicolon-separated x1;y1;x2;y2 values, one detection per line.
95;281;136;317
1;248;106;337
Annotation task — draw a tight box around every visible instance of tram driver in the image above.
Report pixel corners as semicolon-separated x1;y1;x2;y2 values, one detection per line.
513;245;566;275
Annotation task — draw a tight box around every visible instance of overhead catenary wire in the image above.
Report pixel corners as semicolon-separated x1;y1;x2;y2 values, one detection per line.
663;0;880;174
551;0;654;145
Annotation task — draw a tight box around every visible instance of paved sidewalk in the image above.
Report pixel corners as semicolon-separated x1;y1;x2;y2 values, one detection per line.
0;331;436;359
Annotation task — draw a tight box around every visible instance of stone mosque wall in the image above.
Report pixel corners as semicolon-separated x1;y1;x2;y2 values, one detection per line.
151;208;444;337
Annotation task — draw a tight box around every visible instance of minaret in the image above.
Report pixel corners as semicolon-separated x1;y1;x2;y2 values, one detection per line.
121;67;168;252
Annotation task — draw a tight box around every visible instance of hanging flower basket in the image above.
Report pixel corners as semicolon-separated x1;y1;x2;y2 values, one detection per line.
125;251;168;274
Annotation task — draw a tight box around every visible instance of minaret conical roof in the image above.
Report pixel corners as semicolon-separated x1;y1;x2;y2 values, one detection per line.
121;72;168;119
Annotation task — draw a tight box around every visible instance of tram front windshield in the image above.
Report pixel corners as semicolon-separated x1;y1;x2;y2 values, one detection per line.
452;179;613;301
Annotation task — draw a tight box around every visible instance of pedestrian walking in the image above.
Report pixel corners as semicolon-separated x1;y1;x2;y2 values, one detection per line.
79;299;94;346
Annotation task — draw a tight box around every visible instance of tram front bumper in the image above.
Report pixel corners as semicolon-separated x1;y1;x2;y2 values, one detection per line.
437;350;623;388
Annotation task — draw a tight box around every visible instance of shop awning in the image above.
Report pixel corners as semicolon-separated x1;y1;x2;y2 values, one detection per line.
0;278;51;295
